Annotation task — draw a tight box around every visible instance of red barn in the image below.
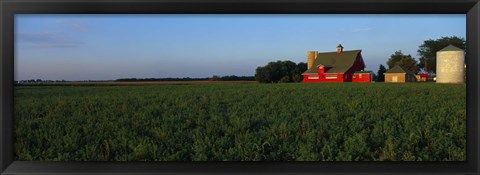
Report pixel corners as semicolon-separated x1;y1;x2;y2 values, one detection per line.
302;44;370;83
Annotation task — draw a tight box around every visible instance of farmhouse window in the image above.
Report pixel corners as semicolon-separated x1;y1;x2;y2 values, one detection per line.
308;76;319;79
359;74;362;78
326;75;337;79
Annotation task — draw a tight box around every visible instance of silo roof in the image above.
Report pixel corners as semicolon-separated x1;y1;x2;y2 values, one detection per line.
438;44;464;52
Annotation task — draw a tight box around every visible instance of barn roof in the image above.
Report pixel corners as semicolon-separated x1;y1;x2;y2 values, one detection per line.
384;65;414;75
438;44;464;52
302;50;362;74
354;71;372;74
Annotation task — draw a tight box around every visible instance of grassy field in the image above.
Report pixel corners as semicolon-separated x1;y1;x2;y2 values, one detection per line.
14;82;466;161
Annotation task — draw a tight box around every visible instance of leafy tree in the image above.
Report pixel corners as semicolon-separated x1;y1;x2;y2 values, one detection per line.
255;60;306;83
297;62;307;73
386;50;419;74
417;36;466;73
371;73;377;82
376;64;386;82
255;64;273;83
292;75;303;83
398;56;419;74
386;51;405;69
295;62;307;82
279;76;291;83
210;75;221;81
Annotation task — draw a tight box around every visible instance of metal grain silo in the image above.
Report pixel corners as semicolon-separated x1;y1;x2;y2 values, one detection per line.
436;45;465;83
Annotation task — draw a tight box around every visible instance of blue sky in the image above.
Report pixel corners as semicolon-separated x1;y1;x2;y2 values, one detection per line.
15;14;465;81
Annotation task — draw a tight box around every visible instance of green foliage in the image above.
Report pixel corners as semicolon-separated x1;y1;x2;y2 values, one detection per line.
14;83;466;161
376;64;387;82
386;51;419;74
417;36;466;73
255;61;307;83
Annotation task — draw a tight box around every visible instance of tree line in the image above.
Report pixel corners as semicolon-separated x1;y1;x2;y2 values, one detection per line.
116;75;255;82
16;75;256;84
255;61;307;83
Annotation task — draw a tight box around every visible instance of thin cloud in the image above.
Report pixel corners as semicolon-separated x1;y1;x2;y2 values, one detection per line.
17;32;85;48
51;19;90;32
351;27;376;32
69;22;89;32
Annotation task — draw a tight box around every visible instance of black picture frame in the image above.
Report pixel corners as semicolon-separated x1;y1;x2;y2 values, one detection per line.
1;0;479;174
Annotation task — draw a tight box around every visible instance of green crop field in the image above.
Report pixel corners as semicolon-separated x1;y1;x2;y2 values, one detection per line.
14;83;466;161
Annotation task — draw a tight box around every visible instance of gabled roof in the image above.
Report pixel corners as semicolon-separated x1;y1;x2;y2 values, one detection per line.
302;50;362;74
438;44;464;52
384;65;414;75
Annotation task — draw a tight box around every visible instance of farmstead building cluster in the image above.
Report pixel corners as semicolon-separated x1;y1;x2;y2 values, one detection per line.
301;44;465;84
302;45;372;83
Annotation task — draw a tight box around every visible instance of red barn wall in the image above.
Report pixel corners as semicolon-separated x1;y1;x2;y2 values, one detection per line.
303;74;344;83
345;54;366;76
352;73;371;82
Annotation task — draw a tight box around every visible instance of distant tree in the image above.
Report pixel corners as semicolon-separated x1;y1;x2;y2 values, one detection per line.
398;56;419;74
279;76;291;83
255;60;305;83
220;75;255;81
255;65;273;83
292;75;303;83
295;62;307;82
386;51;405;69
386;50;419;74
376;64;387;82
210;75;221;81
417;36;466;73
297;62;307;73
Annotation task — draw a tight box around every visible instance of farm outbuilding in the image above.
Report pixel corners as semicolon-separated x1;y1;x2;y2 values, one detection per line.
436;45;465;84
302;44;372;83
416;73;429;82
384;65;416;83
352;71;373;82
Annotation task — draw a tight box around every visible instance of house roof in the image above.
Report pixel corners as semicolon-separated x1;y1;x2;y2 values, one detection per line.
302;49;362;74
438;44;464;52
354;71;372;74
384;65;414;75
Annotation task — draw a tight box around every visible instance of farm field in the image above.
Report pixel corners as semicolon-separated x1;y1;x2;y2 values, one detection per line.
14;83;466;161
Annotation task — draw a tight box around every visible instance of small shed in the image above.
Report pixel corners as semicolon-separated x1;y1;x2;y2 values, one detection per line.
416;73;429;82
352;71;372;82
384;65;416;83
